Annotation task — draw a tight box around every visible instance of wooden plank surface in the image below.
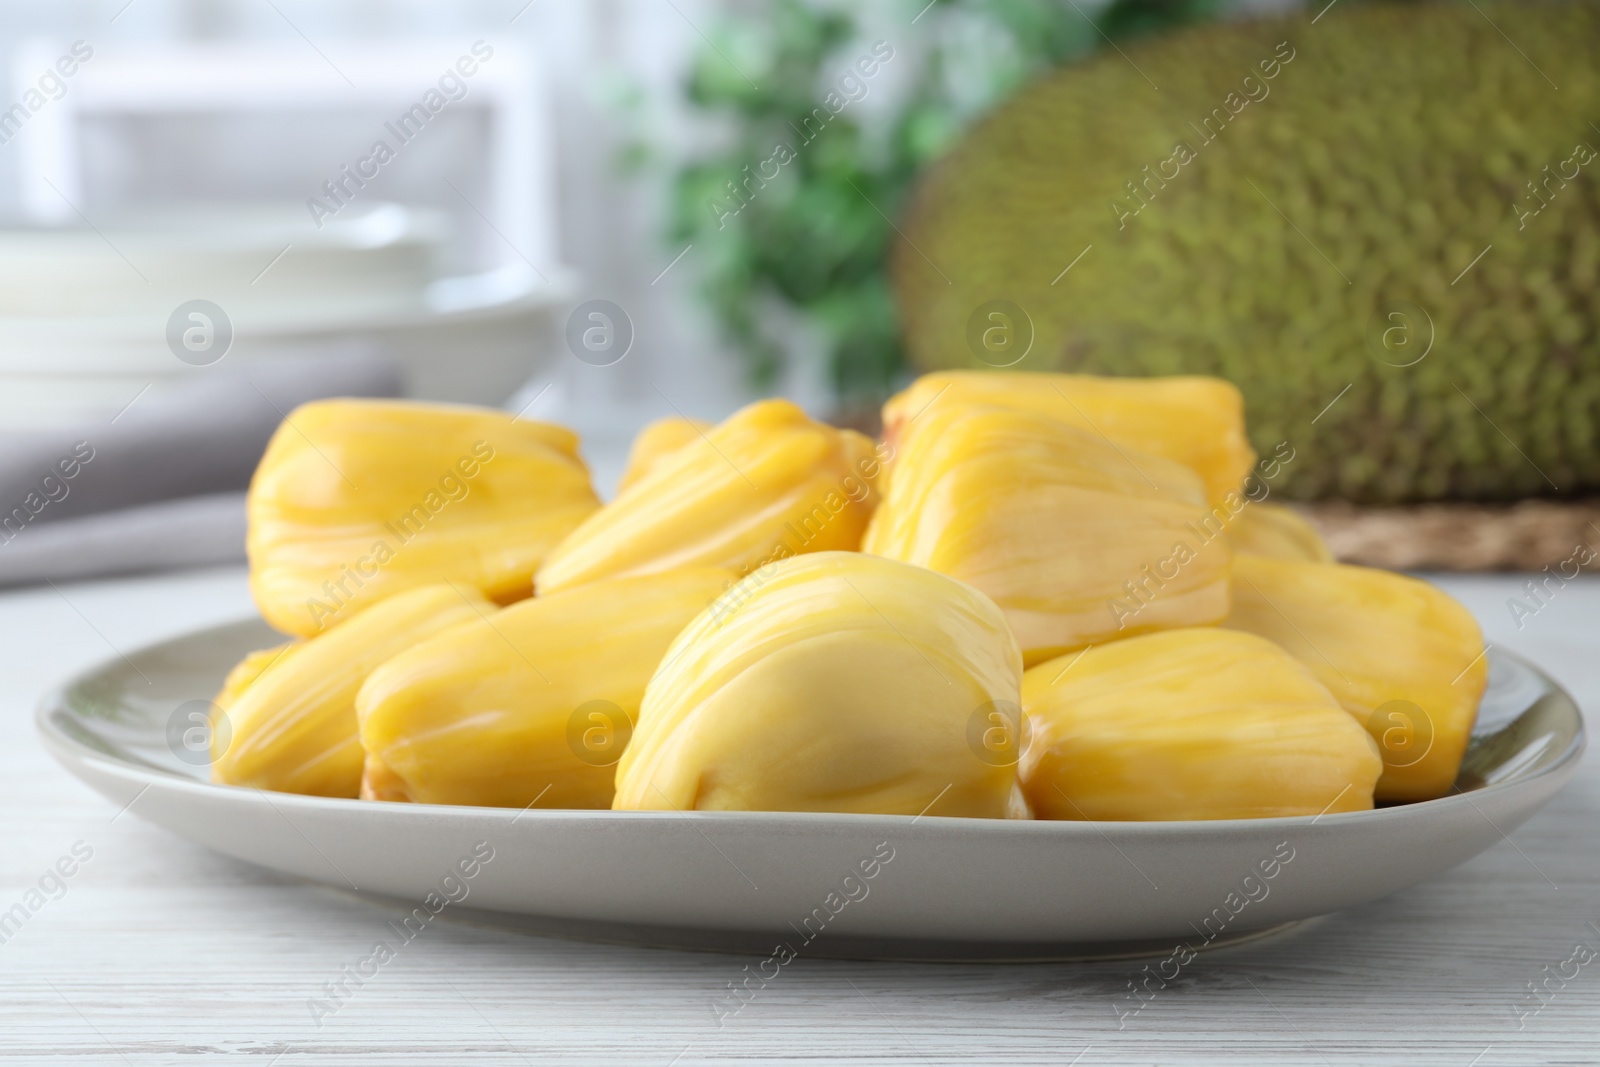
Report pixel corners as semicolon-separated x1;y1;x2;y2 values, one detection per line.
1;566;1596;1064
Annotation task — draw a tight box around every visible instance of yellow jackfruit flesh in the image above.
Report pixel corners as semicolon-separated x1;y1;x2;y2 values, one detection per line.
212;583;493;797
614;552;1026;818
863;403;1232;666
1226;504;1334;562
215;644;295;711
1021;629;1381;821
1223;554;1487;801
249;399;600;638
359;753;411;803
882;372;1255;505
537;399;883;594
356;567;736;809
619;416;712;490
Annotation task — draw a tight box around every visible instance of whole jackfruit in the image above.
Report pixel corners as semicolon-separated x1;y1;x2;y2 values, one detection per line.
537;399;885;594
863;402;1231;665
895;2;1600;503
212;583;493;797
1021;628;1381;821
613;551;1027;818
882;372;1255;506
1223;554;1488;801
355;567;735;809
249;399;600;638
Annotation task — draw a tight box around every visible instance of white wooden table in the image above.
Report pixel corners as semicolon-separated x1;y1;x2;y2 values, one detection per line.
3;566;1596;1065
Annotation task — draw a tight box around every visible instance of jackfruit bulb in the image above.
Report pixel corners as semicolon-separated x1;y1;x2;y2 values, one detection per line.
1225;503;1333;562
882;372;1255;506
215;643;294;711
1224;554;1487;801
862;402;1231;664
537;399;885;594
249;399;600;638
895;3;1600;502
356;567;736;809
618;416;712;490
613;551;1027;818
1021;629;1381;820
212;583;493;797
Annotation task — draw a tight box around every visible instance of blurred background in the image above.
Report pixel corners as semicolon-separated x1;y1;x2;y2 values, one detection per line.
0;0;1594;586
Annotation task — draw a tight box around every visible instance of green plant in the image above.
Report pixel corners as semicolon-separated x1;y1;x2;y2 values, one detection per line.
666;0;1222;412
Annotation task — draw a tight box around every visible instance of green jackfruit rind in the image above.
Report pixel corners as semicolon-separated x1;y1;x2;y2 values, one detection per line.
894;2;1600;503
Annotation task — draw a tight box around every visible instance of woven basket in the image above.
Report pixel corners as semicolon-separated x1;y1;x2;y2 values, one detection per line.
1299;500;1600;572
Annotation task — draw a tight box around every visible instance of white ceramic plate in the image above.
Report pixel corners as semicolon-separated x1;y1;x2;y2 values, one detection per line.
38;619;1584;960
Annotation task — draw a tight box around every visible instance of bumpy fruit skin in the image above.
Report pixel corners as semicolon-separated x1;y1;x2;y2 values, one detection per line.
863;403;1231;665
619;417;712;490
212;584;492;797
1224;554;1487;801
537;400;884;594
248;399;600;638
895;3;1600;503
614;552;1027;818
1225;503;1333;562
883;372;1254;506
1021;628;1381;821
355;567;735;809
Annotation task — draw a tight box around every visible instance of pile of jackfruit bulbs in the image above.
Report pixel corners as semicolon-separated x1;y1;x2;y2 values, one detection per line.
214;371;1489;821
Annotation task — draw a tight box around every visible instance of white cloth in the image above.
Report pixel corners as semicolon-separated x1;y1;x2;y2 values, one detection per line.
0;348;401;586
0;493;246;586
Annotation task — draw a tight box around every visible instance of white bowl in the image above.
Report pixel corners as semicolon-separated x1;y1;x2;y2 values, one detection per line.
0;202;573;428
